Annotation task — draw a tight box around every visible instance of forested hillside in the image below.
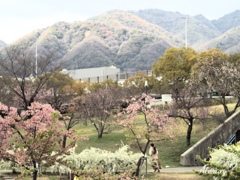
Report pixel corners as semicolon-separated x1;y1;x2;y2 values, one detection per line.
13;12;184;72
197;26;240;54
9;9;240;72
212;10;240;33
126;9;222;48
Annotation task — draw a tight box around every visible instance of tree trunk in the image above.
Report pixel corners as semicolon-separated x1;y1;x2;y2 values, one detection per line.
135;139;150;177
33;170;38;180
98;125;104;138
135;156;145;177
32;164;38;180
62;135;67;148
98;131;103;138
187;119;193;146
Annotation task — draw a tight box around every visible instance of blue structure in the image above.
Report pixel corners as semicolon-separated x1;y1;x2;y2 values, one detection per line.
227;134;237;146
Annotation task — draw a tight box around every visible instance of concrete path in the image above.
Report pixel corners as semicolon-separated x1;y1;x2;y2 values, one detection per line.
0;166;203;179
147;166;204;173
0;166;204;176
0;173;15;180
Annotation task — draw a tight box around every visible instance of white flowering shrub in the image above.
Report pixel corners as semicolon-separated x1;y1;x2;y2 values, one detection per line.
0;159;12;169
48;141;151;175
195;143;240;180
209;143;240;169
0;141;151;178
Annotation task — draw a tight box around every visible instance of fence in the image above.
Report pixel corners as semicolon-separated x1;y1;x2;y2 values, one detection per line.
79;70;153;84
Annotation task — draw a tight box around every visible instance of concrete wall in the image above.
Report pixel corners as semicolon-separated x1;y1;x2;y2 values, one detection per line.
180;109;240;166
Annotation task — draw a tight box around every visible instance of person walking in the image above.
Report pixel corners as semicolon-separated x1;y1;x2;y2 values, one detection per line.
149;143;162;172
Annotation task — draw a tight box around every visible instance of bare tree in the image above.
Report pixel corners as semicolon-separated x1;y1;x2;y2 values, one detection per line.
73;87;122;138
167;82;219;146
192;58;240;118
42;71;75;111
0;78;14;107
60;110;88;148
0;42;64;110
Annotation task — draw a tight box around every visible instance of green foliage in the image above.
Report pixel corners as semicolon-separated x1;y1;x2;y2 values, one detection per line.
88;79;119;93
123;72;161;93
229;52;240;65
192;48;229;75
153;47;197;84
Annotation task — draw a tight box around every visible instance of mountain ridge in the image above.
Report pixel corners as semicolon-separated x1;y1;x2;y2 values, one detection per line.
12;12;184;72
197;26;240;54
0;40;6;48
126;9;222;48
211;10;240;33
7;9;240;72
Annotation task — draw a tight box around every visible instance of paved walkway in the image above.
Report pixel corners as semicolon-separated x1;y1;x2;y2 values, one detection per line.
0;166;203;177
148;166;203;173
0;173;15;180
0;166;203;179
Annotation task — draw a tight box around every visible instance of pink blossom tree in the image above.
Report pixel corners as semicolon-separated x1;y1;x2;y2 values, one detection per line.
0;102;88;180
112;94;179;176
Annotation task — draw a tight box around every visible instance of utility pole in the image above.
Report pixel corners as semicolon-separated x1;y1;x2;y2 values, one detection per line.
182;16;190;49
36;44;37;78
145;81;148;95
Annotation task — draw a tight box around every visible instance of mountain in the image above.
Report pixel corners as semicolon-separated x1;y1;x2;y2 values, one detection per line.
0;40;6;48
11;9;240;72
88;11;183;47
212;10;240;33
126;9;222;48
194;14;220;32
197;26;240;54
14;12;184;72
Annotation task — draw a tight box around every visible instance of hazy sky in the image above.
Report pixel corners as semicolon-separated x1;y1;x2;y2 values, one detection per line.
1;0;239;44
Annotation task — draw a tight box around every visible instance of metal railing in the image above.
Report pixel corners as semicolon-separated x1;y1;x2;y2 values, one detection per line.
79;70;153;84
227;134;236;145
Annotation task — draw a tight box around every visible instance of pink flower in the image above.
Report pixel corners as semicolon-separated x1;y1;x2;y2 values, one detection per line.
63;116;71;120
